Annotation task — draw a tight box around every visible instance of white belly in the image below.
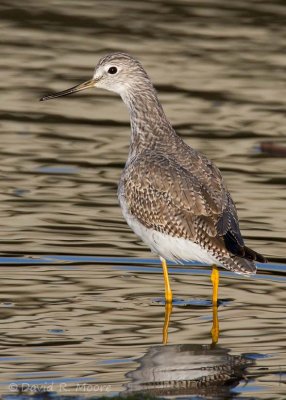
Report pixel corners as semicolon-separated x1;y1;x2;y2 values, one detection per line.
119;194;221;265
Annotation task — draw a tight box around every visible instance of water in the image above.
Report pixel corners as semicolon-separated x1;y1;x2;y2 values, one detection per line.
0;0;286;398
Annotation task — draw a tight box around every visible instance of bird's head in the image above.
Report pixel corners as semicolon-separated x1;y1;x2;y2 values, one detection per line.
40;52;149;102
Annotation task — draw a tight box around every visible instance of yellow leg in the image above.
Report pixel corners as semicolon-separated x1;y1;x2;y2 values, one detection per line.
211;301;219;345
160;257;173;304
211;265;219;344
163;302;172;344
211;265;219;305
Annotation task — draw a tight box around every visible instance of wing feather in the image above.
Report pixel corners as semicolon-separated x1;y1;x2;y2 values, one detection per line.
121;149;266;264
123;151;226;240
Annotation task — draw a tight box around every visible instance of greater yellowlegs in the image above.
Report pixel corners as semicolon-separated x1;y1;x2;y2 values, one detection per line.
40;52;267;308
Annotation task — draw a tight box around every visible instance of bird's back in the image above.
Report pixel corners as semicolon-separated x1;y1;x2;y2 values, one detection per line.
119;133;266;273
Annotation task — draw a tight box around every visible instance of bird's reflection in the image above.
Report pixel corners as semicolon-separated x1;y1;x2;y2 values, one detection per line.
163;300;219;345
125;280;252;398
126;343;252;397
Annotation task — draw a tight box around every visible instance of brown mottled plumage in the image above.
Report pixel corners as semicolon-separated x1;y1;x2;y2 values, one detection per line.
41;52;267;275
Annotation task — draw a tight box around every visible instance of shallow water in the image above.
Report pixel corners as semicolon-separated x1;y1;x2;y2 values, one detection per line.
0;0;286;398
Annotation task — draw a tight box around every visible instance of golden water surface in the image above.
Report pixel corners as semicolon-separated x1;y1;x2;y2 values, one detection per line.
0;0;285;398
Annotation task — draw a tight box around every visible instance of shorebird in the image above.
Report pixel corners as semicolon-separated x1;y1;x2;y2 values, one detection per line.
40;52;267;308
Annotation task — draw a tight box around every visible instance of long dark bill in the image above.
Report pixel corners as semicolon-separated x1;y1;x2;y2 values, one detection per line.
40;78;96;102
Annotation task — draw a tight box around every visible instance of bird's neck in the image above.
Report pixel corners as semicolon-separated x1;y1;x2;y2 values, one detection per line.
120;82;177;158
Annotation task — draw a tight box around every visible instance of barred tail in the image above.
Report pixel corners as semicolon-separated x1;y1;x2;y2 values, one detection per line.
218;255;257;275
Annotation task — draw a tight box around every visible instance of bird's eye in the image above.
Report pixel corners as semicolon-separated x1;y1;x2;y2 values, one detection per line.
108;66;117;74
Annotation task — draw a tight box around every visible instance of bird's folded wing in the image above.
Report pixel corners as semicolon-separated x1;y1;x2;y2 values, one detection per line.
123;152;245;251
